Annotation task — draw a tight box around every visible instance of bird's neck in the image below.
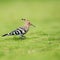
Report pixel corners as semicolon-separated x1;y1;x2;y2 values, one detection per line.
24;24;30;31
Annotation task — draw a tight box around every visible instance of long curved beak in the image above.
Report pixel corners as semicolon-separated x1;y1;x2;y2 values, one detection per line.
31;24;36;27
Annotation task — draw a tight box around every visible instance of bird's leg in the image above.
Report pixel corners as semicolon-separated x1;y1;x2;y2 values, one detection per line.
20;35;26;39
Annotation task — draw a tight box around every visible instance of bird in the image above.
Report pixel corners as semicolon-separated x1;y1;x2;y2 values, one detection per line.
2;18;35;37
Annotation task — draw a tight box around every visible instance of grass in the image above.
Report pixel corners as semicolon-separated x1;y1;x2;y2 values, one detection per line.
0;0;60;60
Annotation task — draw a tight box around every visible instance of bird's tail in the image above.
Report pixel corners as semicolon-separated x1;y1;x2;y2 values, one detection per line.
2;34;8;37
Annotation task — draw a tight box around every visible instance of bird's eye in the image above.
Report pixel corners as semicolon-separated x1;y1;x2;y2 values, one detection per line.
28;22;31;24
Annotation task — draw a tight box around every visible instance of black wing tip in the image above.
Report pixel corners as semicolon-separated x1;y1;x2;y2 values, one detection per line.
2;34;8;37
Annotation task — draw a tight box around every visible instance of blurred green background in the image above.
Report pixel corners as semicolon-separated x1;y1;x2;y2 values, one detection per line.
0;0;60;60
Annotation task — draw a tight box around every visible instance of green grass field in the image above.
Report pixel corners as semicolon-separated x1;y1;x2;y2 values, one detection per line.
0;0;60;60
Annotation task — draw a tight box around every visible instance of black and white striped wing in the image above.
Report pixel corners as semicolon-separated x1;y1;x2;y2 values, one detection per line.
9;27;26;36
2;27;27;37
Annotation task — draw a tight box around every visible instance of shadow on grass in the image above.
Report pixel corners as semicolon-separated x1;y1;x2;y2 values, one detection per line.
13;36;27;41
2;36;27;41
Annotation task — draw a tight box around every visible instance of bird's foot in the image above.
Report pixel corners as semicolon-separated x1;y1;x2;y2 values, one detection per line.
20;36;26;40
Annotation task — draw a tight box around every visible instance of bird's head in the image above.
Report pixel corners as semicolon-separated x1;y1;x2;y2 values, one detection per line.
21;18;35;27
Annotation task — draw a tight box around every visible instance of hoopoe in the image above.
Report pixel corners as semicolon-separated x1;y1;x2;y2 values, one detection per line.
2;18;35;37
